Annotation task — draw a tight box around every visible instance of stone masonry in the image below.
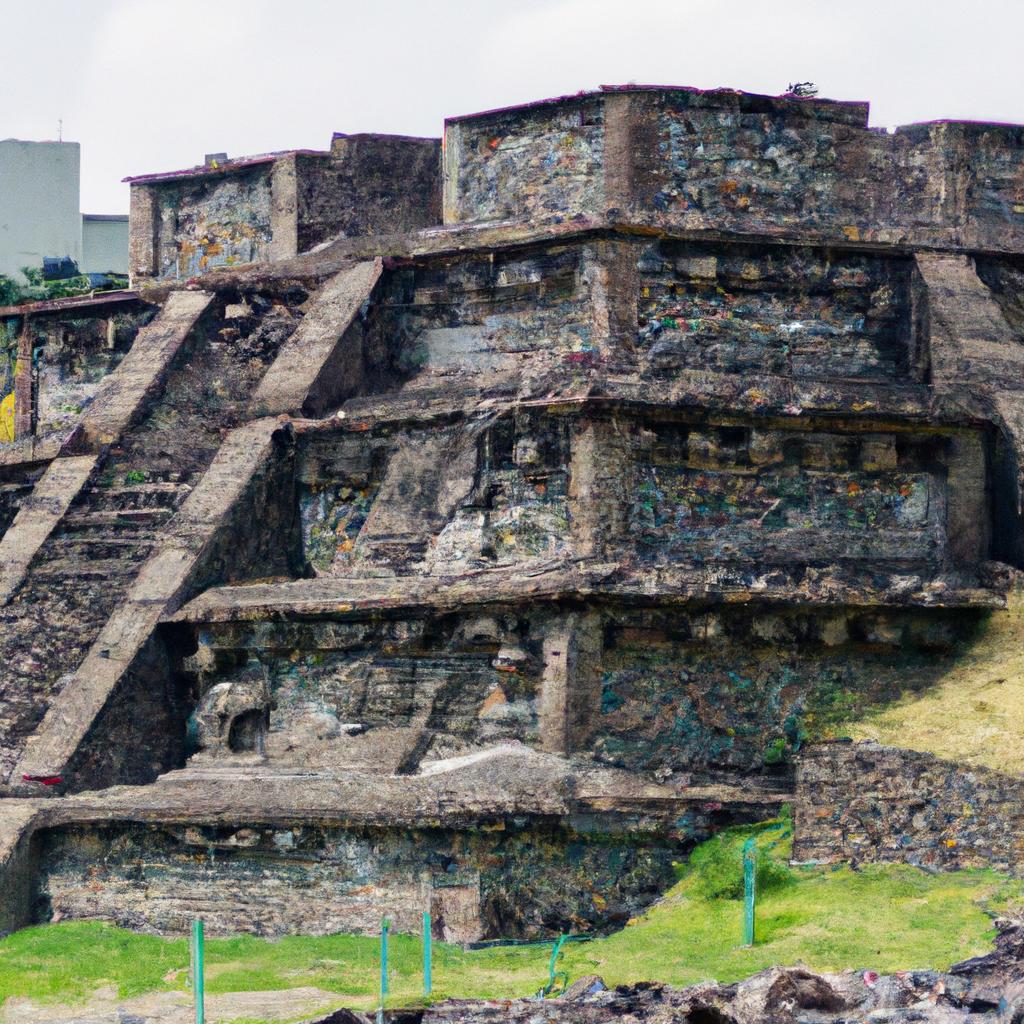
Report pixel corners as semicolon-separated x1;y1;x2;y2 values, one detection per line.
794;740;1024;874
2;84;1024;941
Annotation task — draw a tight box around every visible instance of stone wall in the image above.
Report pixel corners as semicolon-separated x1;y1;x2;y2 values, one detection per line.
154;166;275;280
594;607;979;776
376;244;603;378
183;633;540;773
442;87;1024;253
32;307;156;440
1;302;156;451
294;408;987;580
443;95;606;225
615;422;954;569
179;609;547;772
620;88;891;239
793;740;1024;873
33;819;681;940
296;135;440;251
976;256;1024;339
297;412;573;576
129;135;441;282
175;603;983;779
950;121;1024;252
634;241;913;382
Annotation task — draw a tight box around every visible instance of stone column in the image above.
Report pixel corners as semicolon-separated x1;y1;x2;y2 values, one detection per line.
946;431;991;567
441;121;465;226
13;318;33;439
270;154;299;261
127;184;158;285
569;417;632;559
601;91;634;219
539;612;602;755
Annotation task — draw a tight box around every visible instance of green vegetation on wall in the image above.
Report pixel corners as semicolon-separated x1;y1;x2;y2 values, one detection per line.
0;267;128;307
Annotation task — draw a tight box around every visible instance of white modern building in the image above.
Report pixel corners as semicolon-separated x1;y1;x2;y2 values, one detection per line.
81;213;130;275
0;139;128;281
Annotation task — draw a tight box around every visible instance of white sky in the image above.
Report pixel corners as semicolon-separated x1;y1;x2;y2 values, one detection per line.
2;0;1023;214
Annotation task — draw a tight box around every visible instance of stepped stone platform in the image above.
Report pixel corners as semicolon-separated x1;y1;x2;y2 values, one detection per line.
0;745;786;938
2;83;1024;943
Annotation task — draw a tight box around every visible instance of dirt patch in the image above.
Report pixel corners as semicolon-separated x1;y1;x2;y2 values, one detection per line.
1;986;342;1024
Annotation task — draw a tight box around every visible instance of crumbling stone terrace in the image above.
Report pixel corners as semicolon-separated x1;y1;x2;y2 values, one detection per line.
1;84;1024;943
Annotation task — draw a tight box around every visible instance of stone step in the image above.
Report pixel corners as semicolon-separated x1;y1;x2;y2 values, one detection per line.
32;557;142;581
91;481;193;497
43;540;158;566
62;508;174;529
0;482;34;496
50;532;161;548
85;481;193;511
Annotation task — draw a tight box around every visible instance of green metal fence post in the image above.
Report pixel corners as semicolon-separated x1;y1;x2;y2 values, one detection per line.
380;917;390;1004
742;839;756;946
423;911;432;998
190;919;205;1024
540;933;570;998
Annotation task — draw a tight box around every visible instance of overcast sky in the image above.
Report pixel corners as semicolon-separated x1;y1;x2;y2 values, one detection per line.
3;0;1023;214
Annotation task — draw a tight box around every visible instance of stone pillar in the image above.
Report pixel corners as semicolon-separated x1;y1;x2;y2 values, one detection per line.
270;154;299;261
539;612;602;755
127;183;158;285
602;237;640;349
946;431;991;566
441;121;465;226
601;91;634;219
13;319;33;439
569;417;631;558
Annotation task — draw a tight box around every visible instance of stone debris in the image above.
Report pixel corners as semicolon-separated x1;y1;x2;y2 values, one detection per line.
306;920;1024;1022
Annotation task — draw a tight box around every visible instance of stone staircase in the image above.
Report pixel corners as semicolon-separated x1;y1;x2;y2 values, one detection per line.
35;478;192;580
0;292;294;783
0;471;201;781
0;261;381;792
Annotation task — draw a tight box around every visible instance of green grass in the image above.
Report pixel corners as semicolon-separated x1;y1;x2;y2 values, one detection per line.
847;596;1024;773
3;818;1020;1011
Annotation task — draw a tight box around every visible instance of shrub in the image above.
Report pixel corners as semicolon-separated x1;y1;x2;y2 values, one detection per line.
684;819;795;901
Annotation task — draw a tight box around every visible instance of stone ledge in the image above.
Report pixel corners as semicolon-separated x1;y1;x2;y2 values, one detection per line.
169;562;1007;626
18;745;789;832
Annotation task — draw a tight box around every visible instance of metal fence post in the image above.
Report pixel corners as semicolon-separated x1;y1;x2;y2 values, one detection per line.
423;911;432;998
380;917;390;1003
742;839;756;946
190;919;205;1024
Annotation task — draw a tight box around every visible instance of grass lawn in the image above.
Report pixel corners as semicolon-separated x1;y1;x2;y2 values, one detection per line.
2;816;1020;1012
845;595;1024;773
